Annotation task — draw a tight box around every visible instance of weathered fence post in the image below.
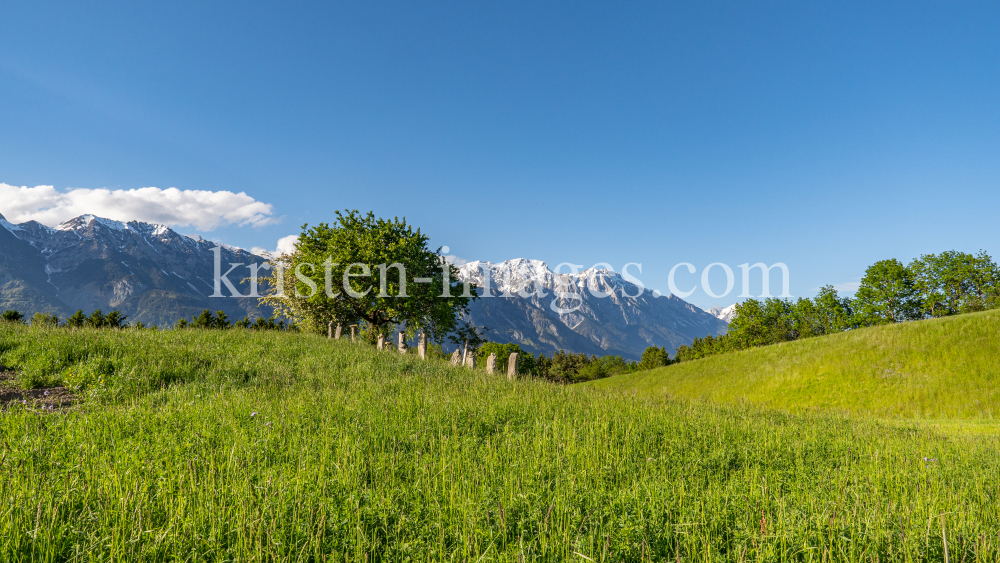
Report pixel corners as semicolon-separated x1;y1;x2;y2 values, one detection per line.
507;352;518;381
328;320;334;339
486;353;497;374
465;353;475;368
450;350;461;365
350;325;357;342
335;323;343;340
398;332;407;354
462;340;469;365
377;334;385;351
418;332;427;360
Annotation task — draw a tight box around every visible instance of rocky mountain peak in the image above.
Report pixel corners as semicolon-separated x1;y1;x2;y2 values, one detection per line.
456;258;726;360
0;213;266;326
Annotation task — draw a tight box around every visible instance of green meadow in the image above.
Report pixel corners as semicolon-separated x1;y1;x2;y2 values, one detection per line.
1;322;998;561
591;309;1000;421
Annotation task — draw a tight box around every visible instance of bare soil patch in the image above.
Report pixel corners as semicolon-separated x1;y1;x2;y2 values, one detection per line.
0;367;79;411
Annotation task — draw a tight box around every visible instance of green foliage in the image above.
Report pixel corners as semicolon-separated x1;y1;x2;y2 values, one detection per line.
425;342;450;361
31;312;61;327
1;310;24;323
67;309;86;328
909;250;1000;316
535;349;636;382
476;341;536;375
674;250;1000;364
811;284;854;333
674;333;730;362
0;323;998;560
177;311;286;331
82;309;129;329
265;210;475;343
248;315;289;331
476;341;522;373
449;322;489;354
853;258;921;325
190;309;231;329
638;345;672;370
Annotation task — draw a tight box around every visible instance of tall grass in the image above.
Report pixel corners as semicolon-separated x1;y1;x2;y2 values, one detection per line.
594;309;1000;420
1;325;999;561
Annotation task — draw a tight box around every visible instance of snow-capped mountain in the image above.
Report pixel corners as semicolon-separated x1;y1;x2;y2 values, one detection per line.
456;259;728;360
1;213;728;355
707;304;738;323
0;212;267;326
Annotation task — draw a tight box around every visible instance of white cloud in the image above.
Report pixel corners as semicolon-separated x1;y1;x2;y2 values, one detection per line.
252;234;299;257
0;183;278;231
444;254;469;266
832;281;861;293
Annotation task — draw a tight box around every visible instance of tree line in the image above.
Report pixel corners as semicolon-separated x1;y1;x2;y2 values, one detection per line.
1;309;138;329
0;308;288;331
675;249;1000;361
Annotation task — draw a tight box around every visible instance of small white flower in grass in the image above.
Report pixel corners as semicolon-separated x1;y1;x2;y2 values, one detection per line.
43;390;49;396
251;412;258;418
265;422;273;427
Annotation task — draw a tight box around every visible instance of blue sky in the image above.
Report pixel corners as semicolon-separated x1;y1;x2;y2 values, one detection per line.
2;1;998;309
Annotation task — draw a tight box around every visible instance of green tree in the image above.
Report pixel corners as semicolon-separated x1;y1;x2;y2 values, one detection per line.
104;310;128;329
83;309;128;329
964;250;1000;312
674;333;732;362
451;322;489;358
67;310;86;329
1;310;24;323
31;312;61;327
576;355;635;381
853;259;921;325
726;298;795;349
189;310;231;329
250;315;288;331
910;250;1000;316
812;285;854;333
538;350;594;382
638;346;672;370
264;210;475;345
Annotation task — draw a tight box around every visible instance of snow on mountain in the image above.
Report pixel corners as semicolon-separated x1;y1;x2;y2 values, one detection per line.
0;213;267;326
0;216;730;355
456;259;727;360
707;304;738;323
0;212;24;235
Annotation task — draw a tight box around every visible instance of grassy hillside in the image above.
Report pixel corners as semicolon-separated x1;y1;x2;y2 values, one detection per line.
1;324;999;560
592;309;1000;420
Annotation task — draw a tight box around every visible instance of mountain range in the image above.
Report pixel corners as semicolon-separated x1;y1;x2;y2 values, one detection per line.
456;259;728;360
0;213;265;327
0;213;728;358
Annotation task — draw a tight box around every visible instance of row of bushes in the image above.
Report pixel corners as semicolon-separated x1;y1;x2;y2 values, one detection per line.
676;249;1000;362
474;342;672;383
